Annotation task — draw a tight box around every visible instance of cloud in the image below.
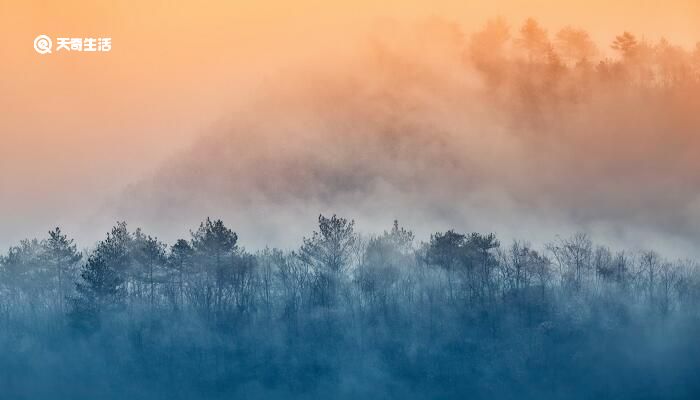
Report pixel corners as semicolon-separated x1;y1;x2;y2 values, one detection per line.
105;18;700;257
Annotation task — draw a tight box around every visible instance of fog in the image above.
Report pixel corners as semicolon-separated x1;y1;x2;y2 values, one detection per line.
2;1;700;254
2;6;700;397
103;17;700;258
2;213;700;399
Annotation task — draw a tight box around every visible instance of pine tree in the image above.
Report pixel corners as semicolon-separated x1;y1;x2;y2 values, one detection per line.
69;255;124;332
298;214;356;307
131;230;166;307
168;239;195;309
191;218;238;316
43;227;82;311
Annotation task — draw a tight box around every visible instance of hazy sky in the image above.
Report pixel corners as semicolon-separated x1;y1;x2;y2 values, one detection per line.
0;0;699;250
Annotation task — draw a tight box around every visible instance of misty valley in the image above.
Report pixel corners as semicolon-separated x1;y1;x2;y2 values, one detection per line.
3;12;700;400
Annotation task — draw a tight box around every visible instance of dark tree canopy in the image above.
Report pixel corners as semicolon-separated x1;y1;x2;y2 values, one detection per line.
1;214;699;399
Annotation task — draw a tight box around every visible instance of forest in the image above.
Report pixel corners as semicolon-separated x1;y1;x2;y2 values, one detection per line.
3;17;700;399
465;17;700;109
1;214;699;399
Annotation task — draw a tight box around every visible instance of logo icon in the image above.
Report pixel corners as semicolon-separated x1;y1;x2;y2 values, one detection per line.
33;35;52;55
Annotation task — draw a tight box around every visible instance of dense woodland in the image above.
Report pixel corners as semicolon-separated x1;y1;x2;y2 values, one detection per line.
1;214;700;399
465;17;700;109
3;19;700;399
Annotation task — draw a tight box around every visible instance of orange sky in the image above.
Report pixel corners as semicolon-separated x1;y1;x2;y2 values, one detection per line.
0;0;699;246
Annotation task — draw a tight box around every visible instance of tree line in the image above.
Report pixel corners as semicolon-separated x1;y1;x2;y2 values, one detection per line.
1;215;699;398
467;18;700;120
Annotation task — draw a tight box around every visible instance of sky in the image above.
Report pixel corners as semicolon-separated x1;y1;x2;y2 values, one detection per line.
0;0;699;252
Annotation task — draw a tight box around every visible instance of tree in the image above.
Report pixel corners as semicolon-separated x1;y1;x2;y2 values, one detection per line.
190;218;238;316
357;221;414;313
596;249;630;289
593;246;614;283
69;254;124;332
131;229;167;307
0;239;48;310
503;241;534;293
469;18;511;86
502;241;551;320
167;239;194;309
94;222;134;282
191;218;238;265
653;38;690;87
555;27;597;64
639;250;660;307
229;252;257;313
468;233;500;302
43;227;82;311
298;214;356;307
657;261;680;315
547;233;592;289
275;249;310;318
611;32;638;60
516;18;551;63
426;230;467;302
